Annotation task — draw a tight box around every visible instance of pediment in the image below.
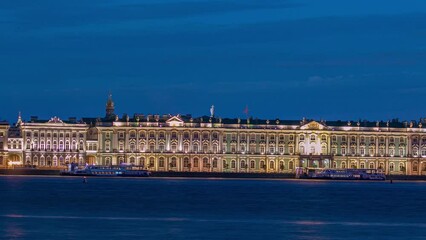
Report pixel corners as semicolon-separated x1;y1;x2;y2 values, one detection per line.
166;116;184;127
300;121;327;130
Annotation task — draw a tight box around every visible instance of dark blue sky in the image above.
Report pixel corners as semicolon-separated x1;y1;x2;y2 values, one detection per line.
1;0;426;122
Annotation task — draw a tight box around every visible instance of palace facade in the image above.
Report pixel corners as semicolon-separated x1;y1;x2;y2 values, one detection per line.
1;95;426;175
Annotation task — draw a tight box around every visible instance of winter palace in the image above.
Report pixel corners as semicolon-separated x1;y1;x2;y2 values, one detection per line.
1;94;426;175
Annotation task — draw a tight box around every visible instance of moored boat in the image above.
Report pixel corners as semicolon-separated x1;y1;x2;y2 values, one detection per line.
61;164;150;177
296;167;386;180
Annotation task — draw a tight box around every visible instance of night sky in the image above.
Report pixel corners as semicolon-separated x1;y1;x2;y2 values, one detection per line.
1;0;426;123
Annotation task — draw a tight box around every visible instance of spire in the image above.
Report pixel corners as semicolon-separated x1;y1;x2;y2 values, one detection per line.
16;111;22;126
105;92;115;118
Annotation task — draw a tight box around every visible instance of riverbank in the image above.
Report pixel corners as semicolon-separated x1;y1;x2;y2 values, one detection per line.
1;168;426;180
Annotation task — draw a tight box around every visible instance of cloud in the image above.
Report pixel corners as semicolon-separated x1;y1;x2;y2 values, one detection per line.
0;0;299;31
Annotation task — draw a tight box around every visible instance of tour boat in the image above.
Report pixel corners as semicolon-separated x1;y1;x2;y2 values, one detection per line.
61;164;151;177
296;168;386;180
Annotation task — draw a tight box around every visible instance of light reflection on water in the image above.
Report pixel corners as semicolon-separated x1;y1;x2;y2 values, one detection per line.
3;214;426;227
0;176;426;239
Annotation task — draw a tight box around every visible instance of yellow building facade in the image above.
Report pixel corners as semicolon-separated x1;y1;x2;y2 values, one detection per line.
1;96;426;175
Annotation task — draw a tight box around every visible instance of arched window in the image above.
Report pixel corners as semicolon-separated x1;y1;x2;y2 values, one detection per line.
139;142;145;152
231;160;236;169
260;160;265;169
399;162;405;172
158;143;165;152
25;156;30;165
379;147;385;156
321;145;327;154
183;132;190;139
149;143;155;152
170;157;177;168
183;157;190;168
299;145;305;154
341;147;346;155
149;157;155;168
159;157;165;168
413;162;418;172
65;141;70;150
203;158;209;168
203;143;209;153
369;162;375;169
212;143;218;153
269;161;274;169
223;160;228;169
250;160;255;169
129;157;135;165
289;161;294;170
139;157;145;166
389;162;394;171
212;158;218;168
360;162;365;169
130;142;136;152
171;143;177;152
59;141;64;151
193;158;199;168
193;143;199;152
183;143;189;152
240;160;246;169
413;147;419;157
279;161;285;171
341;162;346;169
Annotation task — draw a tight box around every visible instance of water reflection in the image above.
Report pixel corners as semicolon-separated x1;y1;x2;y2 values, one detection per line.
4;222;25;239
1;176;426;240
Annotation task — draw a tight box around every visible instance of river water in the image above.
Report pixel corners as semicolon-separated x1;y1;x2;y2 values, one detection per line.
0;176;425;239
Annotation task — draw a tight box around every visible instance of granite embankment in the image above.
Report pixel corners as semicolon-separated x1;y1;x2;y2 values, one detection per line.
1;168;425;180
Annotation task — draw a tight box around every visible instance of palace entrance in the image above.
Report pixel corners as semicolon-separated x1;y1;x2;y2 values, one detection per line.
299;155;333;169
7;154;22;167
86;156;96;165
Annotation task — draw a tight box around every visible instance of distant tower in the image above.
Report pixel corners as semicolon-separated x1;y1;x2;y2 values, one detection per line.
105;92;115;119
16;111;22;126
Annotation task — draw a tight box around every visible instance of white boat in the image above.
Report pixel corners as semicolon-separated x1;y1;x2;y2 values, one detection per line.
296;168;386;180
61;164;150;177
